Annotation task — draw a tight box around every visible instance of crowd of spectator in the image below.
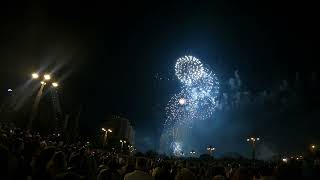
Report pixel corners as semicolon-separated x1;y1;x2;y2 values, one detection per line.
1;124;320;180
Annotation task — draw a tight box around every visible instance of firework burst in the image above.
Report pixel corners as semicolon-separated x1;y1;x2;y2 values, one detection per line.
161;55;220;155
175;55;204;85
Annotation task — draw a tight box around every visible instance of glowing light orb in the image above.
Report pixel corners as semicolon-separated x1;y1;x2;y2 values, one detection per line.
32;73;39;79
178;98;186;105
44;74;51;80
175;55;204;85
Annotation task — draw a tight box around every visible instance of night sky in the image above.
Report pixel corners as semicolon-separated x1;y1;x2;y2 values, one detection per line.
0;1;319;156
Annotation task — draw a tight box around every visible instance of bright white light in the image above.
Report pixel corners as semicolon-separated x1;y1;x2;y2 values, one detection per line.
108;129;112;132
172;142;183;156
40;81;46;85
44;74;51;80
247;139;250;142
32;73;39;79
282;158;287;163
102;128;106;131
7;89;12;92
52;82;58;87
178;98;186;105
257;137;260;141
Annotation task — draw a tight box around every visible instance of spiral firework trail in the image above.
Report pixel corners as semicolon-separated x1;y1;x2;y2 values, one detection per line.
161;55;220;155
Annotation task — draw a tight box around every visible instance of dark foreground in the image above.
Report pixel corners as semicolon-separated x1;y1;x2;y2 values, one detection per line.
1;125;319;180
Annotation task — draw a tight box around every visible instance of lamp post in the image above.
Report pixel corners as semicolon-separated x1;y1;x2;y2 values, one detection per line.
246;136;260;162
101;128;112;148
206;146;215;157
310;144;317;156
190;150;196;157
120;140;126;152
29;73;60;130
32;73;59;88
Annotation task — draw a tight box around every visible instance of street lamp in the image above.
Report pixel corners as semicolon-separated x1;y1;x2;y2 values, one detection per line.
29;72;62;131
246;136;260;161
206;146;215;156
311;144;317;154
102;128;112;148
298;155;303;160
120;140;127;152
32;73;39;79
33;73;59;88
44;74;51;81
190;150;196;157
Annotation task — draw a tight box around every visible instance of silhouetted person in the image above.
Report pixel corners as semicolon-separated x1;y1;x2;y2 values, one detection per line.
0;144;9;180
124;157;153;180
46;151;67;180
232;168;253;180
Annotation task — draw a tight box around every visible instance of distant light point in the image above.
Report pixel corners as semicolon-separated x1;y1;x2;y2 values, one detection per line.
32;73;39;79
179;98;186;105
